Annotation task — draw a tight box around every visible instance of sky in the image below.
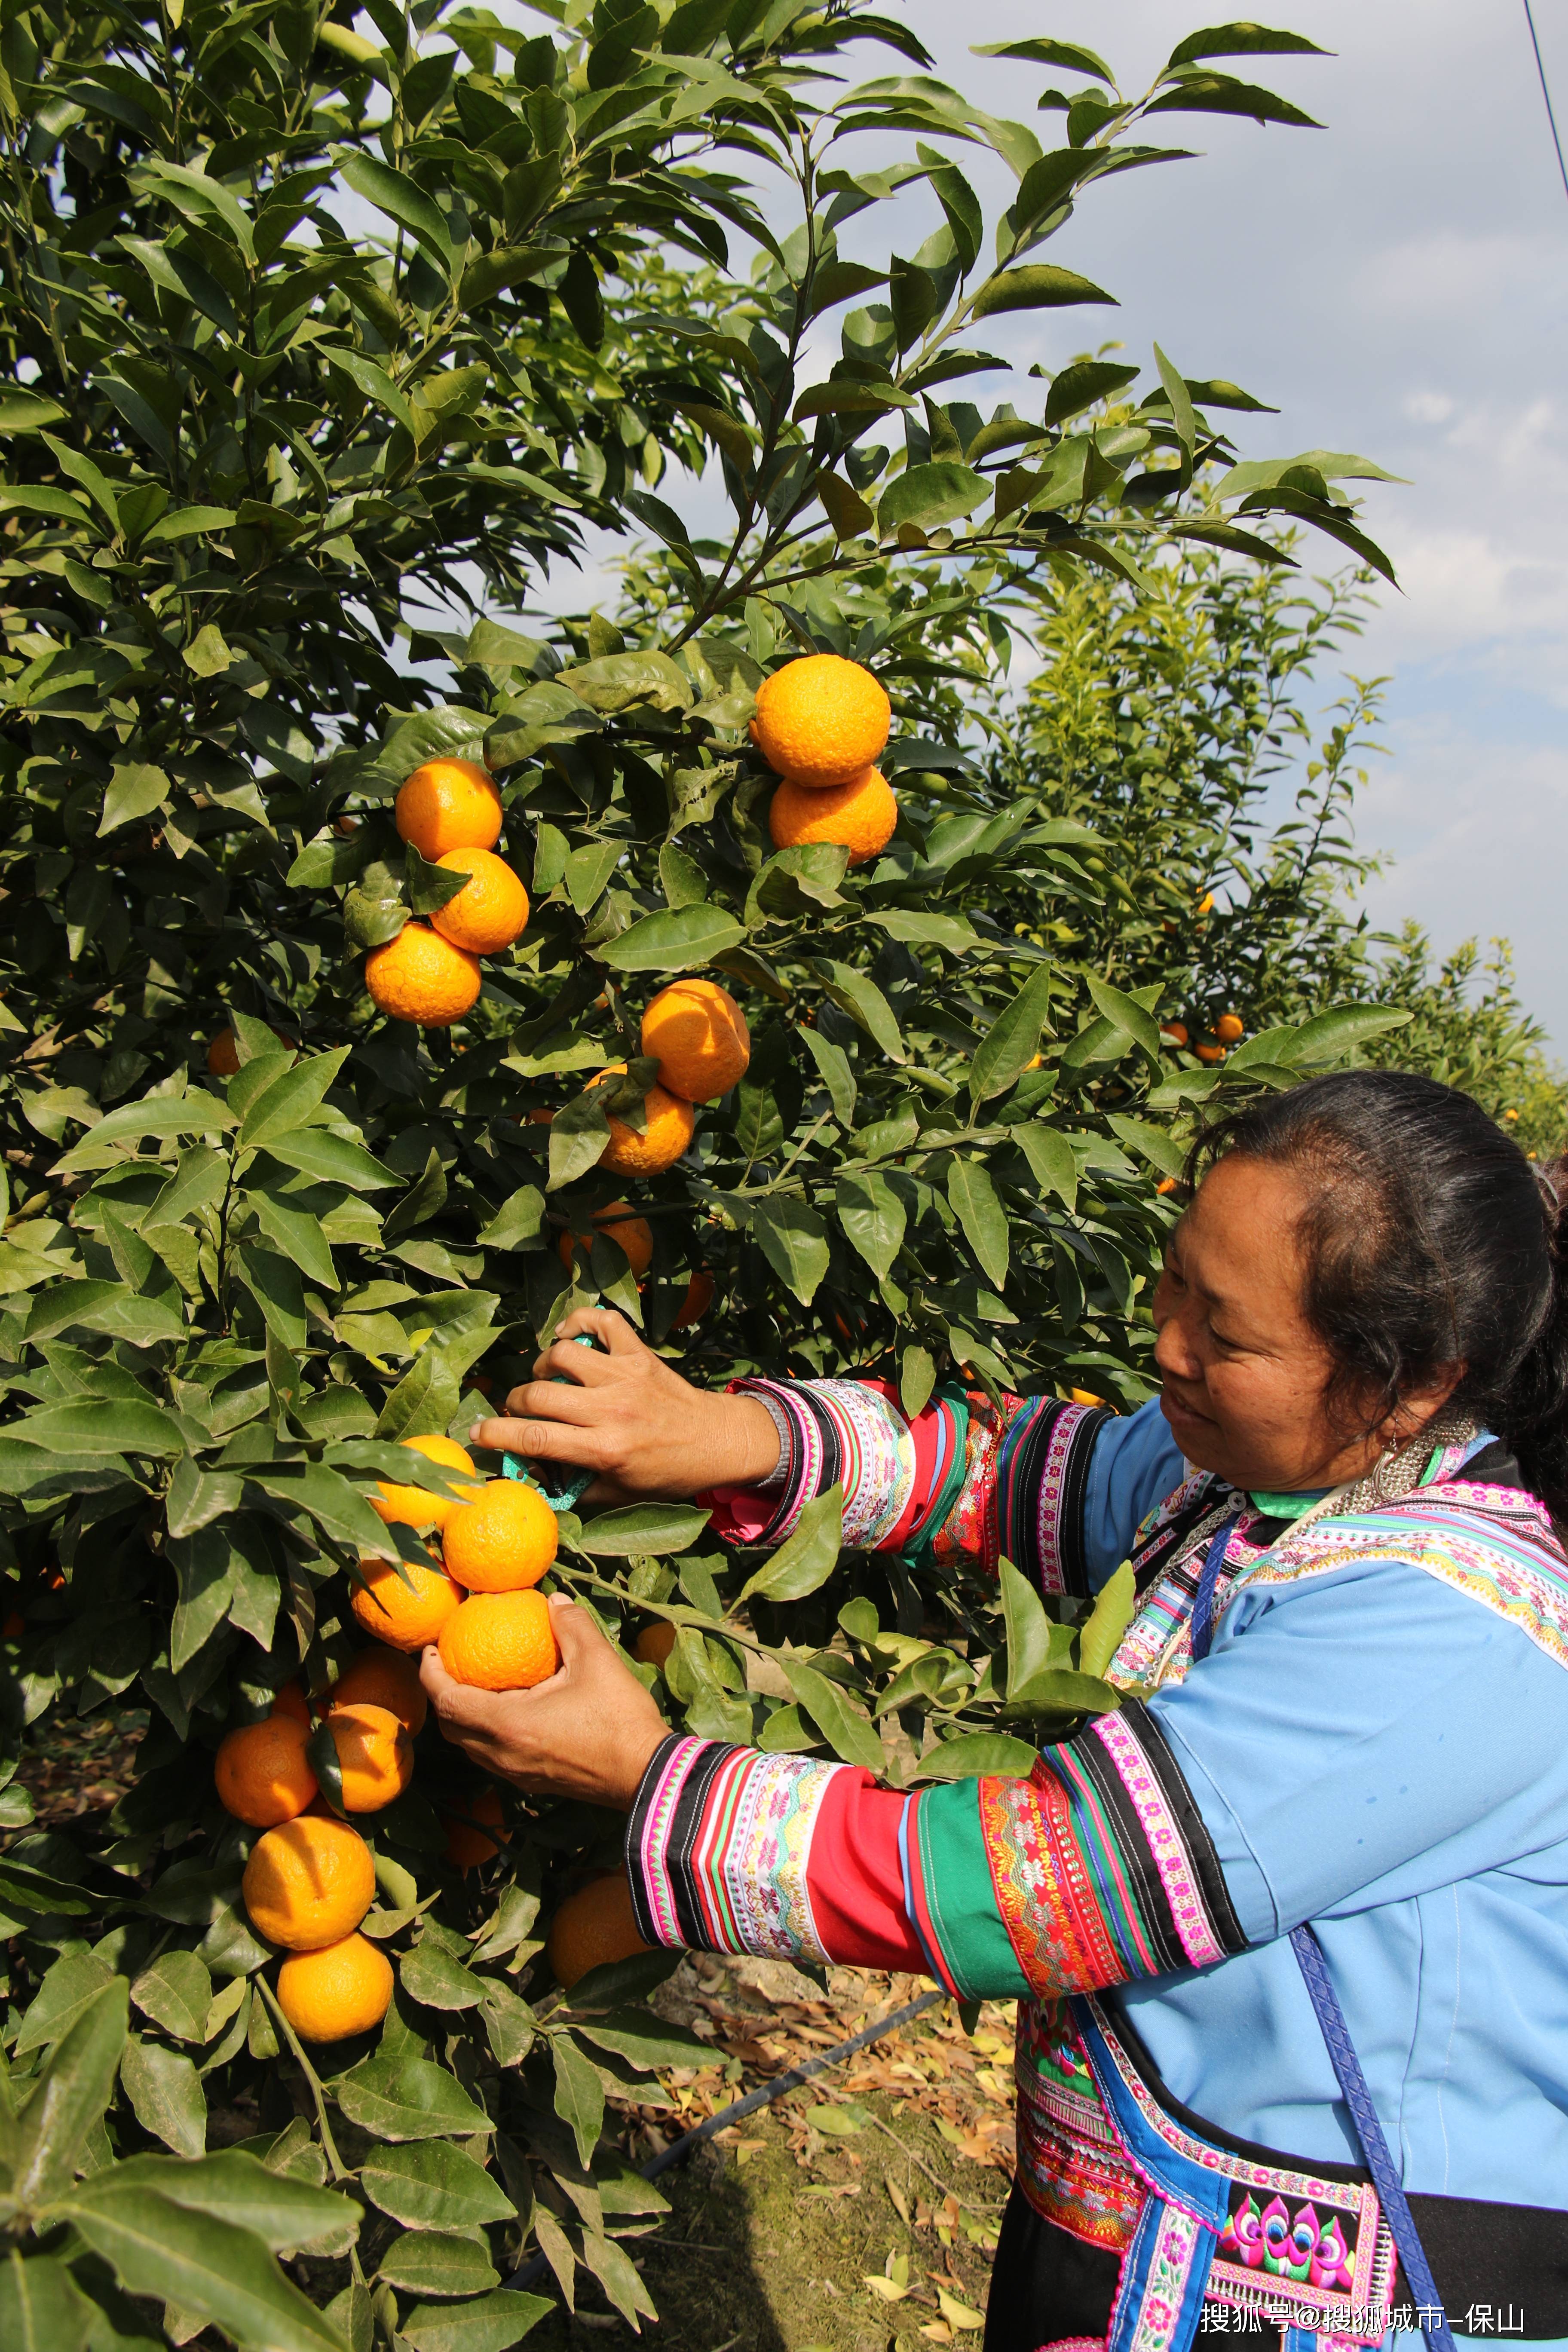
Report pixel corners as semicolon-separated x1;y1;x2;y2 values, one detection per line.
410;2;1568;1047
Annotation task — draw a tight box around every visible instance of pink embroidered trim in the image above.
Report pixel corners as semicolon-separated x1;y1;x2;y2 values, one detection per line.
632;1733;708;1948
1090;1713;1228;1968
1036;1402;1096;1594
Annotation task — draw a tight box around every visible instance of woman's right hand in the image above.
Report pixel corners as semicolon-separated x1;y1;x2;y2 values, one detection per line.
469;1306;783;1503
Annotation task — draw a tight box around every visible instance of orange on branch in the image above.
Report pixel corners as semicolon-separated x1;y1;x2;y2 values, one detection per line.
395;756;502;860
438;1590;560;1691
1216;1012;1244;1044
374;1433;478;1532
350;1553;462;1652
1194;1042;1227;1064
331;1648;429;1734
749;654;890;788
242;1814;376;1950
444;1785;510;1871
443;1479;558;1593
214;1715;318;1828
634;1620;676;1669
431;848;530;955
275;1931;393;2043
640;979;750;1102
322;1700;414;1813
548;1872;652;1990
587;1064;695;1177
558;1203;654;1277
1161;1023;1189;1048
365;922;481;1027
672;1269;715;1329
270;1680;313;1728
769;768;896;868
207;1026;294;1077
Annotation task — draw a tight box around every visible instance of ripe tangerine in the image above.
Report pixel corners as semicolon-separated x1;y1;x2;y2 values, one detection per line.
769;768;896;868
442;1479;558;1593
431;848;530;956
444;1785;510;1871
322;1700;414;1813
587;1065;695;1177
275;1932;393;2043
640;979;750;1103
214;1715;318;1828
438;1589;560;1692
374;1433;479;1532
558;1203;654;1277
750;654;890;789
330;1648;429;1735
547;1872;652;1990
365;922;481;1027
395;757;502;861
242;1814;376;1950
350;1552;462;1652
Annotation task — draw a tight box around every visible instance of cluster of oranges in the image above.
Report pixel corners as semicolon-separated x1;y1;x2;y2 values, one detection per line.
575;974;753;1184
1161;1011;1244;1064
753;653;896;869
364;758;530;1028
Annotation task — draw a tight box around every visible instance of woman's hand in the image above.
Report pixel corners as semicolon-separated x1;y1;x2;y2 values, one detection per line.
469;1306;782;1503
419;1593;668;1810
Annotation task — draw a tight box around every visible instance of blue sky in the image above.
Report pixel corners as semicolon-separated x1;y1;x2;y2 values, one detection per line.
413;3;1568;1048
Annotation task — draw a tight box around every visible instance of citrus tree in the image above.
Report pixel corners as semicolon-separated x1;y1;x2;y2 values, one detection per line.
0;7;1421;2346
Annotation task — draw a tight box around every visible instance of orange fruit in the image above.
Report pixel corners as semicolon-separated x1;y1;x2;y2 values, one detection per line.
1069;1387;1106;1407
270;1680;313;1727
671;1269;714;1329
634;1621;676;1669
548;1872;652;1991
444;1785;510;1871
214;1716;318;1828
430;848;530;955
374;1433;479;1533
1156;1176;1179;1196
395;757;502;860
559;1203;654;1277
587;1064;695;1177
242;1814;376;1950
1197;892;1214;915
1216;1013;1244;1044
276;1931;394;2043
365;922;481;1026
207;1026;294;1077
1194;1042;1226;1064
750;654;890;788
438;1590;560;1691
1161;1023;1189;1047
443;1479;558;1593
350;1553;463;1651
640;979;750;1103
322;1700;414;1813
769;768;896;868
331;1648;429;1735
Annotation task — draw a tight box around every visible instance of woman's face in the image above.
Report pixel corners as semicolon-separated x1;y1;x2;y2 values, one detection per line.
1152;1152;1438;1494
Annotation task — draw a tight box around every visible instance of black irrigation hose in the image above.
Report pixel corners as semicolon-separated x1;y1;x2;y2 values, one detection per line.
503;1988;946;2296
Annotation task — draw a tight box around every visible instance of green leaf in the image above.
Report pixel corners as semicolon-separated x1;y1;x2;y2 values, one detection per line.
782;1658;885;1770
238;1049;351;1153
548;1089;613;1192
573;2007;708;2070
877;462;988;536
260;1130;399;1191
340;152;453;275
335;2054;492;2142
121;2035;207;2159
739;1485;843;1603
745;1196;830;1305
600;904;746;974
407;843;473;917
1145;70;1323;129
143;505;240;544
0;2253;94;2352
1045;358;1141;425
1079;1560;1136;1678
1014;1124;1078;1211
476;1185;545;1251
562;840;622;916
900;1343;937;1419
946;1157;1009;1290
970;265;1116;318
998;1556;1058;1700
46;2180;347;2352
399;2291;552;2352
968;965;1055;1102
378;2232;499;2297
971;37;1114;77
835;1170;906;1280
103;2149;360;2251
1167;24;1329;67
1267;1004;1412;1068
10;1978;128;2207
130;1950;212;2043
869;909;979;955
360;2141;515;2233
551;2031;606;2168
399;1941;487;2011
576;1501;711;1555
1083;973;1162;1060
819;963;904;1063
819;473;876;538
52;1096;230;1176
912;1731;1038;1779
798;1024;857;1127
13;1400;181;1457
1105;1115;1186;1181
236;1247;306;1352
98;762;170;837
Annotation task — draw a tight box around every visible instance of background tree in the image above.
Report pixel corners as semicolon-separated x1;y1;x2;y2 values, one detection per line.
0;7;1514;2347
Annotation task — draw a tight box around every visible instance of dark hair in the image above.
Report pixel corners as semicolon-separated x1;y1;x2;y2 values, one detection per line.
1188;1070;1568;1520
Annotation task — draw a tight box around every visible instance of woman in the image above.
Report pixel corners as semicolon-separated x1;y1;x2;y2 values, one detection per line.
421;1072;1568;2352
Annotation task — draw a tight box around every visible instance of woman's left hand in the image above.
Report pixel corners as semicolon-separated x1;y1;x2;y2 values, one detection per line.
418;1594;668;1810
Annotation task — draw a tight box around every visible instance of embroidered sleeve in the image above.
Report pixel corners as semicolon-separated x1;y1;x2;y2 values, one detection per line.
702;1376;1137;1592
623;1706;1248;2001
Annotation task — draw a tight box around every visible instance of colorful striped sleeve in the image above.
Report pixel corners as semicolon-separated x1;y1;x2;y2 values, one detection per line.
701;1377;1132;1595
623;1703;1248;2001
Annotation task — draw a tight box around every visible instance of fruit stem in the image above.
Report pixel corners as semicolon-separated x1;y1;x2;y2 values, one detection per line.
253;1974;352;2182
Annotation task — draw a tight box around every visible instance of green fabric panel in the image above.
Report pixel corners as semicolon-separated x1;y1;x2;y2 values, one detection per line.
1247;1487;1326;1519
916;1776;1033;2002
901;1388;971;1571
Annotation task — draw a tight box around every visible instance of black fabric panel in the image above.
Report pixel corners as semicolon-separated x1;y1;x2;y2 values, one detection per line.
623;1733;732;1950
1057;1403;1112;1601
984;2186;1121;2352
1119;1699;1248;1957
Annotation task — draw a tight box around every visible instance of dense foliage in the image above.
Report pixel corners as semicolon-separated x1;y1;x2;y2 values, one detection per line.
0;6;1524;2349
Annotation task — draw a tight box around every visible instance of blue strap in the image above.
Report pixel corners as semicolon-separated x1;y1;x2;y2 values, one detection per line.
1188;1515;1455;2352
502;1331;597;1513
